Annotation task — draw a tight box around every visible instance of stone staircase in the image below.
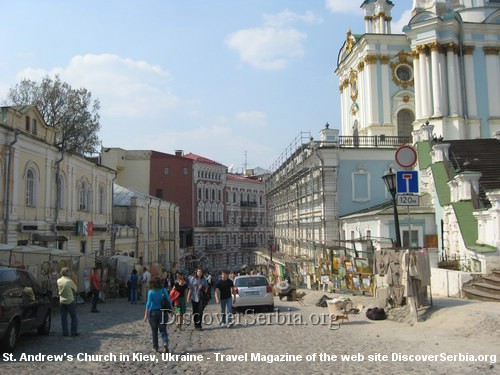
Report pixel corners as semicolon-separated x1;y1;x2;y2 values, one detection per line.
462;270;500;302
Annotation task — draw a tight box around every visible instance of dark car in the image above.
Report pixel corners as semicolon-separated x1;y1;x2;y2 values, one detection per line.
0;266;52;352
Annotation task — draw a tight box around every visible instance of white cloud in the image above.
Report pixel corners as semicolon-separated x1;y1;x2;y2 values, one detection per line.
235;111;267;128
263;9;322;28
226;10;318;70
392;9;412;33
226;27;306;70
325;0;362;14
16;53;182;118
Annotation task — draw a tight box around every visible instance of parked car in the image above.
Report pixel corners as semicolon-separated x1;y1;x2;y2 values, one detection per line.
0;266;52;352
233;275;274;312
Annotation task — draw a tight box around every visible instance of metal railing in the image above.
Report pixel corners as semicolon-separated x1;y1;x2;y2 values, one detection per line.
338;135;411;148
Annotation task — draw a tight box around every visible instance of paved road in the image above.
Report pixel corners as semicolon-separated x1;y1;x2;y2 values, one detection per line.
1;293;498;374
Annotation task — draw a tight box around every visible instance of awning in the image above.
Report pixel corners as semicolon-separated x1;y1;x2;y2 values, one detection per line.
32;234;68;242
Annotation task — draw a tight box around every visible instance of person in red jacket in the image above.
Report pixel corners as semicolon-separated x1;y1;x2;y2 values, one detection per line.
90;268;101;313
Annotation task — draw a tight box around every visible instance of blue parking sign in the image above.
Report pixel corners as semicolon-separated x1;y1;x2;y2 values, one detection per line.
396;171;419;194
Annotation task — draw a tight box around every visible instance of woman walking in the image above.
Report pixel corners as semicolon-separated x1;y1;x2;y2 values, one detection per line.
143;276;172;353
171;274;188;330
187;268;209;331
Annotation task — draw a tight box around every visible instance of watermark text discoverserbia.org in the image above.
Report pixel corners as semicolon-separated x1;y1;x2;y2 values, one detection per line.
160;309;331;327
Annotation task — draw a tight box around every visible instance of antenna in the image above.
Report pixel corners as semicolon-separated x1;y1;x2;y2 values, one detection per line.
244;150;248;172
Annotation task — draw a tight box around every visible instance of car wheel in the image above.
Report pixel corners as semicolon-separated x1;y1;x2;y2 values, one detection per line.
1;321;19;352
38;311;51;335
267;304;275;312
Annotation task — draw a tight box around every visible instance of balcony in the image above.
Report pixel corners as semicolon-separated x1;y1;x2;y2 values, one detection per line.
338;135;411;148
204;221;223;227
205;244;223;252
240;222;258;228
241;242;258;249
241;201;258;207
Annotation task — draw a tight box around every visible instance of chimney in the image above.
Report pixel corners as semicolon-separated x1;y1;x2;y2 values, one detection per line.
175;150;183;157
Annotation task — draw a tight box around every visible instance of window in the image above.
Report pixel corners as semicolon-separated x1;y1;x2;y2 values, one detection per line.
395;64;413;83
156;189;163;199
198;188;202;200
403;230;419;248
56;174;65;209
26;168;35;206
80;241;87;254
397;109;415;138
163;167;169;175
31;119;37;135
183;167;188;176
98;185;105;214
100;240;105;252
79;181;91;211
205;188;209;200
25;116;30;131
352;167;370;202
211;190;215;200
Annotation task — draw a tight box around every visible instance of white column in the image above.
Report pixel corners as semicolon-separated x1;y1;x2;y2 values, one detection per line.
454;51;463;117
386;17;392;34
358;63;366;128
413;52;422;120
365;17;371;33
365;56;379;125
484;47;500;117
463;46;477;117
380;57;391;124
446;44;459;116
430;42;442;117
418;46;431;118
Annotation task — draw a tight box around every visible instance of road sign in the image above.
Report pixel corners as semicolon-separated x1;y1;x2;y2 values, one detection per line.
397;194;419;206
396;171;419;194
395;145;417;168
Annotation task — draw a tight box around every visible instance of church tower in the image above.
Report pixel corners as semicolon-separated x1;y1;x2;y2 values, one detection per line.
335;0;415;140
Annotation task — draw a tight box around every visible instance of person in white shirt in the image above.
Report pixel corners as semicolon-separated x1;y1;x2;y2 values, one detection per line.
142;267;151;302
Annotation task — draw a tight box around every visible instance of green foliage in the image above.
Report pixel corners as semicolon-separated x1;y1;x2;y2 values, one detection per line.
6;75;101;155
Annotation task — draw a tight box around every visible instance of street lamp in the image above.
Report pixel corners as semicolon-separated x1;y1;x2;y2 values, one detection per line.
382;170;402;248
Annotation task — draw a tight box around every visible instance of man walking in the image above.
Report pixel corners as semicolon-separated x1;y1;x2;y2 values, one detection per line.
90;267;100;313
142;267;151;302
57;267;79;337
215;271;236;327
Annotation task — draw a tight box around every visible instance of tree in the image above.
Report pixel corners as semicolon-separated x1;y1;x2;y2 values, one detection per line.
6;75;101;155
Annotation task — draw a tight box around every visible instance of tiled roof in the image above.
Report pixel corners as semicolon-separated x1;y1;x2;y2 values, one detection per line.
183;152;226;167
113;184;149;206
226;174;262;183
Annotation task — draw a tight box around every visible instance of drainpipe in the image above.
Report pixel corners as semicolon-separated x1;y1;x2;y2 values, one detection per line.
4;129;20;244
458;19;469;137
148;196;152;264
111;173;117;254
54;150;64;227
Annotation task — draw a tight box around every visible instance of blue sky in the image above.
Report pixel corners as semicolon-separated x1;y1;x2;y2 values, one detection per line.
0;0;413;171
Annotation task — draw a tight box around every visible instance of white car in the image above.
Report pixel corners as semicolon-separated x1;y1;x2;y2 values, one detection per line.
233;275;274;312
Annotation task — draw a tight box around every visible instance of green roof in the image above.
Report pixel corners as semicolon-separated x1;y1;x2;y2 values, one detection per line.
416;141;432;170
430;162;451;206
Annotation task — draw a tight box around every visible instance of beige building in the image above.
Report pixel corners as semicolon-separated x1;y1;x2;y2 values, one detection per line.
113;184;180;270
0;105;115;254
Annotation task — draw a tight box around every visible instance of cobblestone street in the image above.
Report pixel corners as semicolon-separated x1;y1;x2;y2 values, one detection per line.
1;292;498;374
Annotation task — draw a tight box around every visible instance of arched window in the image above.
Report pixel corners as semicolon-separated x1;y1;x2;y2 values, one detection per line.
79;181;92;211
26;168;36;206
56;173;65;209
397;109;415;138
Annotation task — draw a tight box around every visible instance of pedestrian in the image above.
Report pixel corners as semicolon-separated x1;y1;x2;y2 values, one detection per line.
141;267;151;301
171;274;188;330
129;269;139;304
57;267;79;337
164;272;174;291
143;276;172;353
90;267;100;313
187;268;209;331
229;271;236;282
215;270;236;327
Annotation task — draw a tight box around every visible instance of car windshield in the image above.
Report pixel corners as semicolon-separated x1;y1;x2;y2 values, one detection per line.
235;277;268;287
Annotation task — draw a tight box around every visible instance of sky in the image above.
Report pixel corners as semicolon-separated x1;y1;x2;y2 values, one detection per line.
0;0;413;172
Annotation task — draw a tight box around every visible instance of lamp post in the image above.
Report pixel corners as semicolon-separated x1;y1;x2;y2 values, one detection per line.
382;170;402;248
